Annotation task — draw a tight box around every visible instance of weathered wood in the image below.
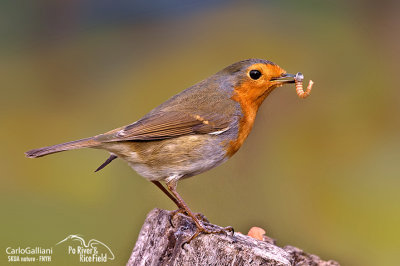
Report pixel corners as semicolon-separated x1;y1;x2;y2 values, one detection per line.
128;208;339;266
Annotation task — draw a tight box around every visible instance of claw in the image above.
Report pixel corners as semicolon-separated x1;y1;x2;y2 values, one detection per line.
169;209;210;228
164;180;233;248
180;224;235;248
194;213;210;224
169;209;185;228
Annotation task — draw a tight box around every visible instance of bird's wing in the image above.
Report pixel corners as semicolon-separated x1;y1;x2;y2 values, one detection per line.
96;111;231;142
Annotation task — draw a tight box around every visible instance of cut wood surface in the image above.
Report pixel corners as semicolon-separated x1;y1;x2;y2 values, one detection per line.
128;208;339;266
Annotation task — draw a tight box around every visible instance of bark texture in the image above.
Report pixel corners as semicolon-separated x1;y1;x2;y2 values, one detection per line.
128;208;339;266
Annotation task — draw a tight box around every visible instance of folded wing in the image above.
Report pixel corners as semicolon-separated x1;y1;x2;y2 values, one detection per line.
96;111;231;142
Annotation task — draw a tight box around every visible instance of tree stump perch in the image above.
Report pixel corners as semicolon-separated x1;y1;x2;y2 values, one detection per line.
128;208;339;265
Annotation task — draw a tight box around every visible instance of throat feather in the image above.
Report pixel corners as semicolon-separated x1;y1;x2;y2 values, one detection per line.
226;92;260;157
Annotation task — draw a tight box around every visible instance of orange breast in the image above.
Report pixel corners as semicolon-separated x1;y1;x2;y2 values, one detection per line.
226;81;273;157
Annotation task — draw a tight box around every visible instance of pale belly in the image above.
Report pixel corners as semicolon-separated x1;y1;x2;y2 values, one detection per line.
101;135;228;181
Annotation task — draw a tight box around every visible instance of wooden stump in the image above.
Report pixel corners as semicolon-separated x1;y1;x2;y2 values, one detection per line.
128;208;339;265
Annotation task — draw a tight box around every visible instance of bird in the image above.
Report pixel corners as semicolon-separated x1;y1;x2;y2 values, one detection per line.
26;58;304;245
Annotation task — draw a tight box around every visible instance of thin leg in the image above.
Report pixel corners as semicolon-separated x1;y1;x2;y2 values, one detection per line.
166;179;234;246
166;180;202;228
151;181;181;208
151;181;207;227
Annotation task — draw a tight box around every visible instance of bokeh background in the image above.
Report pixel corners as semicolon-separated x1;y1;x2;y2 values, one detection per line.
1;1;399;265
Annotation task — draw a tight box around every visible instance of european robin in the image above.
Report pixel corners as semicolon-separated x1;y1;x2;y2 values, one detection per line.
26;59;309;244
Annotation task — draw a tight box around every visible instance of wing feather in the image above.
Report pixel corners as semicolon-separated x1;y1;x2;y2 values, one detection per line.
96;111;230;142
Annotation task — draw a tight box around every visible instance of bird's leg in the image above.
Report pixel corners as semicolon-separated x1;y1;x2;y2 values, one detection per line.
169;209;210;228
151;181;181;208
166;179;234;246
151;181;209;227
151;181;186;227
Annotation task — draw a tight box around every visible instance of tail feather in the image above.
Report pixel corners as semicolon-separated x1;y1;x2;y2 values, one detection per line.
94;154;117;172
25;137;99;158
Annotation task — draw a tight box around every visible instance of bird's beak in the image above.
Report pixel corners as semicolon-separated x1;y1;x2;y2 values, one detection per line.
270;73;296;84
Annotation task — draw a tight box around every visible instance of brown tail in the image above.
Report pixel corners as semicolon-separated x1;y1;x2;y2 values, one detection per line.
25;137;100;158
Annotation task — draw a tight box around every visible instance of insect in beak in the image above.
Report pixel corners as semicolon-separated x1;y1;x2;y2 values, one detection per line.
271;72;313;98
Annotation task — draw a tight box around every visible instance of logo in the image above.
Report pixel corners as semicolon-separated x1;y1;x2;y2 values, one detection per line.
56;234;115;263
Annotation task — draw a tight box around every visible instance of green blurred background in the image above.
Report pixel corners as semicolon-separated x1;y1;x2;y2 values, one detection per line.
1;0;399;265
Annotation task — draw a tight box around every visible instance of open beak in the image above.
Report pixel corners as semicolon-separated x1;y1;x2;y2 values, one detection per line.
270;73;297;84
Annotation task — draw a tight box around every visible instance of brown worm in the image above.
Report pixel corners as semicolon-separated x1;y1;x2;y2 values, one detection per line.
294;73;313;99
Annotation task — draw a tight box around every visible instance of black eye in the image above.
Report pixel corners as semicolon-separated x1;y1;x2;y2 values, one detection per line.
249;70;262;80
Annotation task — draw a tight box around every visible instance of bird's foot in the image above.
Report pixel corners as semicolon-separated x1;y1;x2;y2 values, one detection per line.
169;209;210;227
168;209;185;227
182;224;234;247
193;212;210;224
